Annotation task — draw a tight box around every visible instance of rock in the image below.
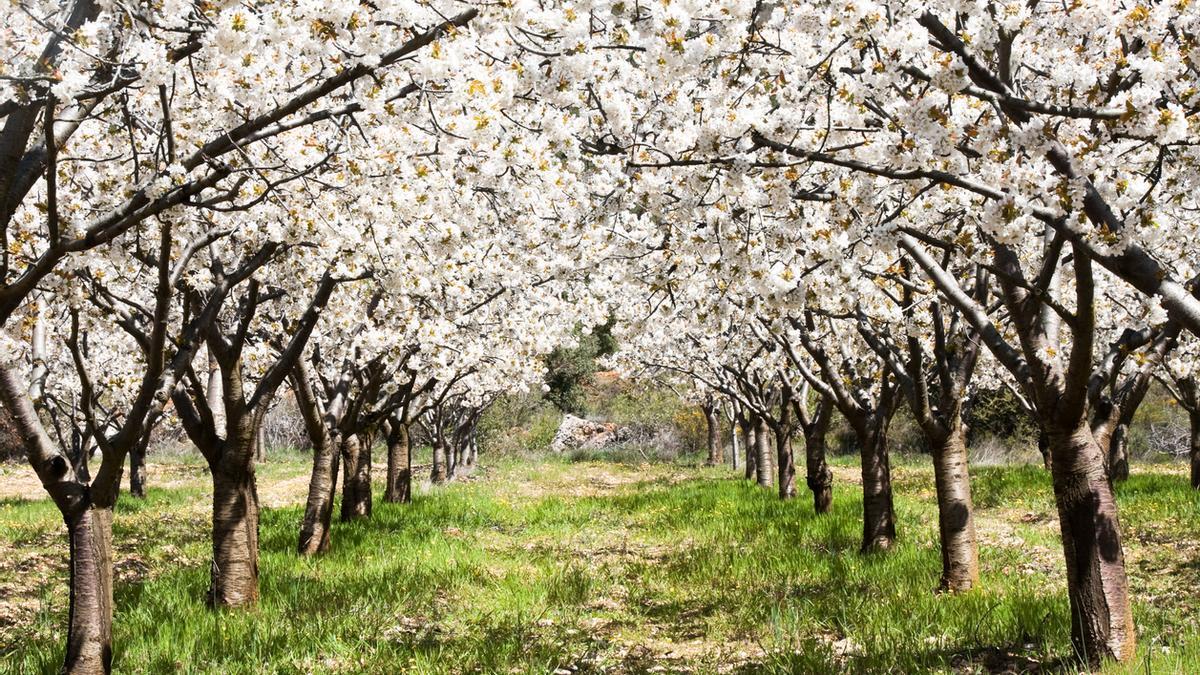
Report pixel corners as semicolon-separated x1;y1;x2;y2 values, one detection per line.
550;414;630;452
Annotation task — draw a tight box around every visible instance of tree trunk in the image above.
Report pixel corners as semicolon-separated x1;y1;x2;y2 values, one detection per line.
1107;423;1130;482
128;436;147;499
1038;430;1052;470
1191;412;1200;490
730;416;740;471
775;426;796;500
339;434;371;521
859;427;896;552
704;405;721;466
742;415;756;480
63;506;114;675
930;427;979;592
804;399;834;515
1046;421;1135;665
298;433;340;555
209;461;260;607
754;417;773;488
431;436;448;484
385;423;412;503
254;424;267;463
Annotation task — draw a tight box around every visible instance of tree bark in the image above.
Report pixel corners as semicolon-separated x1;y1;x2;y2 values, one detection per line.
1191;412;1200;490
741;413;755;480
209;459;260;607
930;427;979;592
128;435;147;499
754;416;773;488
1047;421;1135;665
803;397;834;514
1038;430;1052;470
730;414;740;471
63;506;114;675
1107;423;1130;482
298;433;340;555
339;434;371;521
431;435;448;484
859;427;896;552
775;426;796;500
703;404;722;466
384;422;412;503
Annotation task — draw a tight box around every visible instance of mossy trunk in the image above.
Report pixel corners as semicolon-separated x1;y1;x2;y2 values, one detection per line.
930;427;979;592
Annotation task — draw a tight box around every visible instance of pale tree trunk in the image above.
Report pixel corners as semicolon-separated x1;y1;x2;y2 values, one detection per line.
703;404;722;466
754;416;772;488
339;434;371;521
775;427;796;500
254;423;267;463
384;422;412;503
63;506;114;675
209;444;260;607
431;435;448;484
929;426;979;592
1191;411;1200;490
1047;421;1135;665
859;427;895;552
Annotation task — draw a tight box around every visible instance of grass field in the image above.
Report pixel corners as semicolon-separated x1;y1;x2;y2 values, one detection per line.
1;453;1198;673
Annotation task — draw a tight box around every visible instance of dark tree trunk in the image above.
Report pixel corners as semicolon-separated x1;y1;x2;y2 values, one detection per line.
209;458;260;607
1191;412;1200;490
742;413;755;481
803;398;834;514
1046;421;1135;665
703;404;722;466
340;434;371;521
754;416;773;488
1038;430;1052;470
930;426;979;592
385;422;412;503
128;436;147;499
859;427;896;552
298;433;340;555
63;505;114;675
70;429;91;483
775;426;796;500
730;414;740;471
1107;423;1130;482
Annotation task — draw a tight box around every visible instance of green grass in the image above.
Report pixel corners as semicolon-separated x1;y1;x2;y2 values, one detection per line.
1;455;1198;673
